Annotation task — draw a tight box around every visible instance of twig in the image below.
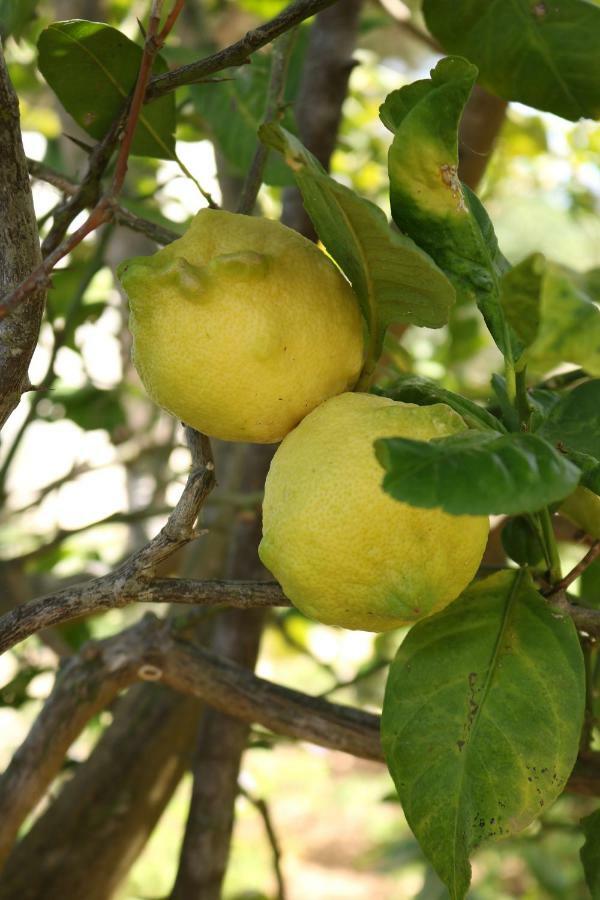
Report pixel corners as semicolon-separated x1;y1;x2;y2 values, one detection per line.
0;0;184;321
238;785;286;900
0;427;220;654
546;589;600;637
146;0;340;100
0;576;287;655
0;229;111;498
377;0;441;52
6;506;173;566
236;28;298;214
28;158;181;245
543;541;600;596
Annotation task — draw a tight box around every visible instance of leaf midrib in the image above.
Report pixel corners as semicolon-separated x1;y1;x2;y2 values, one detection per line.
450;570;525;897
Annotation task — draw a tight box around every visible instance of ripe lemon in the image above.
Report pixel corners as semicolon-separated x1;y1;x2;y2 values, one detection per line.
259;392;489;631
117;209;364;443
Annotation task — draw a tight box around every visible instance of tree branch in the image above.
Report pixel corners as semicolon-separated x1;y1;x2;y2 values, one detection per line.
0;428;221;654
281;0;364;238
146;0;341;100
0;41;46;428
3;605;598;866
0;616;157;866
170;443;274;900
27;158;181;245
236;27;298;215
238;785;286;900
0;0;184;321
544;541;600;596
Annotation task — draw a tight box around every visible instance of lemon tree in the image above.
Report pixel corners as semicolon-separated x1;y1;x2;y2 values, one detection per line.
2;3;600;900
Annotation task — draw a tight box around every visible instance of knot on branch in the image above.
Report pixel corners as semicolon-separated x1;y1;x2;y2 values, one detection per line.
138;663;163;681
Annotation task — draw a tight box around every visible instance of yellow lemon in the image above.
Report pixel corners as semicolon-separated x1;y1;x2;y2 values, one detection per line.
259;392;489;631
117;209;364;443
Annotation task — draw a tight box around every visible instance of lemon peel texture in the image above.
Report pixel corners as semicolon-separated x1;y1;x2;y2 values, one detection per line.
117;209;364;443
259;392;489;631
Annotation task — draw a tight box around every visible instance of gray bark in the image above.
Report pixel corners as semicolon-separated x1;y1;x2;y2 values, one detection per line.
0;42;45;431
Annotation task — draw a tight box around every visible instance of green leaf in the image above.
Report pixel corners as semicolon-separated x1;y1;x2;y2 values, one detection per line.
192;55;297;187
381;57;513;356
40;385;127;432
38;20;175;159
423;0;600;122
0;0;39;40
260;123;455;358
501;516;545;567
501;255;600;375
375;430;581;515
581;807;600;898
580;557;600;609
375;374;504;433
558;448;600;495
537;379;600;460
382;570;585;900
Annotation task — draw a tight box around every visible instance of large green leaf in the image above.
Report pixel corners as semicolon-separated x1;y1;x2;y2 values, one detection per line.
382;570;585;900
375;429;581;515
376;375;504;433
537;380;600;460
38;20;175;158
581;807;600;898
381;57;513;356
260;123;455;359
501;255;600;375
423;0;600;121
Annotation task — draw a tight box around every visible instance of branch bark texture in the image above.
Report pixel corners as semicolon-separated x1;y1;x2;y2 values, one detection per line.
0;42;45;429
171;444;273;900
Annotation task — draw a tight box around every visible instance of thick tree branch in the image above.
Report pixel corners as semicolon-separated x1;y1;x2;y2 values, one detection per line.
170;444;274;900
146;0;341;100
0;616;157;866
0;42;46;429
3;605;598;866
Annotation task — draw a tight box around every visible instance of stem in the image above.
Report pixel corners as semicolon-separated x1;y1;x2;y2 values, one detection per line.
236;27;298;215
503;325;516;406
515;367;531;430
538;507;562;584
